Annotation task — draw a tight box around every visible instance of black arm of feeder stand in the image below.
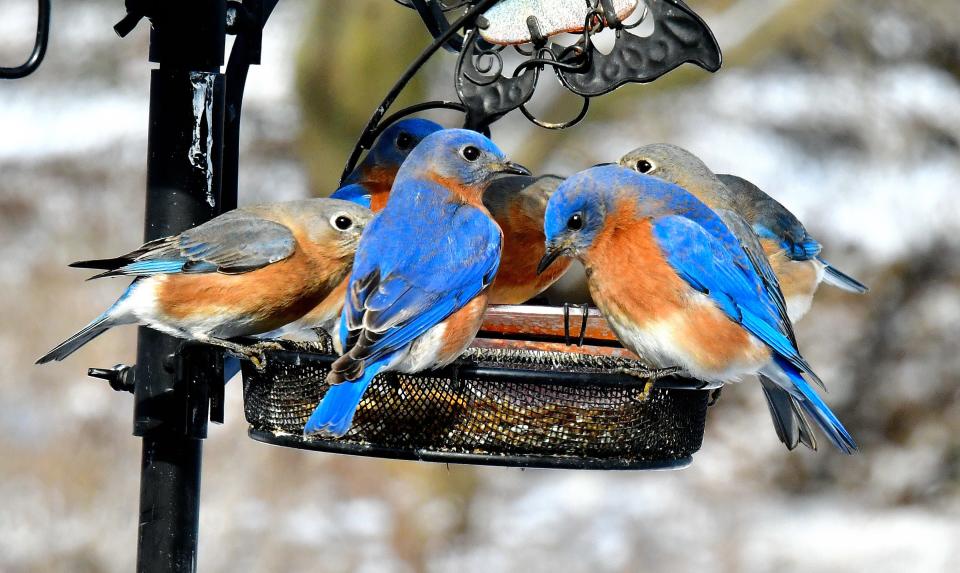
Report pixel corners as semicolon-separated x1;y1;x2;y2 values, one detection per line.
339;0;501;185
0;0;50;79
115;1;228;572
408;0;463;53
222;0;280;212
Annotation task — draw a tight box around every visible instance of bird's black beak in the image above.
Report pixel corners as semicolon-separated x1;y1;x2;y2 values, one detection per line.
591;162;615;168
498;161;532;176
537;244;567;275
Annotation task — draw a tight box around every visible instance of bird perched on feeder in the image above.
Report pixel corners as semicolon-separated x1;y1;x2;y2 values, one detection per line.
483;174;571;304
331;117;444;212
538;165;857;453
37;199;372;368
330;120;566;306
716;173;869;317
303;129;530;437
618;143;868;322
257;118;444;345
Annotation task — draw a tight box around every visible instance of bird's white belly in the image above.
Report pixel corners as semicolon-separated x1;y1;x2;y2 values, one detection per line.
395;322;453;373
605;297;768;383
119;276;253;340
257;308;339;342
785;259;826;322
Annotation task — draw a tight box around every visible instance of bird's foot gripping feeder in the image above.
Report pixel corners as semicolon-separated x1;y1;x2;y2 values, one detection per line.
243;305;715;469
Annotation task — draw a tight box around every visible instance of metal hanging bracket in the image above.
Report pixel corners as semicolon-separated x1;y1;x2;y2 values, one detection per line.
385;0;722;132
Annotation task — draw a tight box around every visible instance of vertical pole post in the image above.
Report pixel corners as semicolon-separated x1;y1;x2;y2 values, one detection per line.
133;2;226;572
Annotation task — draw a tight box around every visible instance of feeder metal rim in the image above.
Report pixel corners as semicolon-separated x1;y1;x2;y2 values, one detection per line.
258;347;721;390
249;429;693;471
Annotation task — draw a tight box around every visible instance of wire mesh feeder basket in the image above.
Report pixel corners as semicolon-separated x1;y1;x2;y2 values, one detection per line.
243;304;714;469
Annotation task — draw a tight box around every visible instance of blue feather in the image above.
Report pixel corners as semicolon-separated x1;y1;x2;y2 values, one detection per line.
304;363;384;437
122;259;186;274
771;356;857;453
652;216;819;379
331;183;373;209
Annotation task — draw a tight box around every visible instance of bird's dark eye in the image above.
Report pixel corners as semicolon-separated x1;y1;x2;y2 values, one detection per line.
460;145;481;161
635;159;654;173
334;215;353;230
567;213;583;231
396;132;414;151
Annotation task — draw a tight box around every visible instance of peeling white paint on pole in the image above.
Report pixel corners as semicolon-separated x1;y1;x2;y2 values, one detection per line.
189;72;217;208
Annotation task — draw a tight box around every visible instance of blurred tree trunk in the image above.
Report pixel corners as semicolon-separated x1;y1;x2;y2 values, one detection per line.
295;0;434;196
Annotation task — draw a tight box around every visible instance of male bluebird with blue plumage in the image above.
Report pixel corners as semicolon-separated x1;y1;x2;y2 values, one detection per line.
37;199;371;368
619;143;868;322
331;117;444;212
538;165;857;453
333;121;571;306
257;118;443;344
303;128;530;437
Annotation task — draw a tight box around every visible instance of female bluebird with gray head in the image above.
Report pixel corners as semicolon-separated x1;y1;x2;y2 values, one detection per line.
619;143;868;322
304;129;530;437
483;174;572;304
251;118;443;344
37;199;372;368
716;173;869;316
538;165;857;453
331;118;444;212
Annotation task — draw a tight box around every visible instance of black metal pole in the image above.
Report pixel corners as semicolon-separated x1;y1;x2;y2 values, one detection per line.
132;2;226;572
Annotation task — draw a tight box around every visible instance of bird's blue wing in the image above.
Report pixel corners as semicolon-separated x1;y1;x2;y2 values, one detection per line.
331;183;372;209
333;182;501;377
651;215;814;375
715;208;796;346
753;222;822;260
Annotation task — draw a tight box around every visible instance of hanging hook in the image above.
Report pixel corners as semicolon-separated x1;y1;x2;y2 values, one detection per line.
0;0;51;80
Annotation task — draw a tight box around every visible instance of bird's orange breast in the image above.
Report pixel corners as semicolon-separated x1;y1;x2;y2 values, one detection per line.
296;275;349;325
437;292;489;361
761;238;819;303
489;202;570;304
156;230;351;335
361;165;398;212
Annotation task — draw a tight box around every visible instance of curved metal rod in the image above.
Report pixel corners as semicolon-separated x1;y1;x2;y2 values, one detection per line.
408;0;463;53
339;0;502;185
368;100;469;140
221;0;281;212
0;0;50;80
518;93;590;130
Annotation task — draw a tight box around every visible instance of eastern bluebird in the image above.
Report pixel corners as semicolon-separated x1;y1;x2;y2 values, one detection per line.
538;166;856;453
332;117;444;212
483;174;571;304
717;173;869;316
303;129;530;437
38;199;372;368
619;143;868;322
263;119;443;344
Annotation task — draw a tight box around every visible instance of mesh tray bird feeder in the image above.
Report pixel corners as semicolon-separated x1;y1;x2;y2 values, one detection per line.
243;0;724;469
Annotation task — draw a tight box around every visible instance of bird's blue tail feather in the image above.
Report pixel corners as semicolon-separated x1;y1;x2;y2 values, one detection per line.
819;258;869;293
773;355;857;454
223;356;242;384
303;363;383;437
36;313;112;364
36;282;139;364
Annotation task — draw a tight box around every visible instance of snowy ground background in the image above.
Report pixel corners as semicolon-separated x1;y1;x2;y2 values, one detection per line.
1;1;958;571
